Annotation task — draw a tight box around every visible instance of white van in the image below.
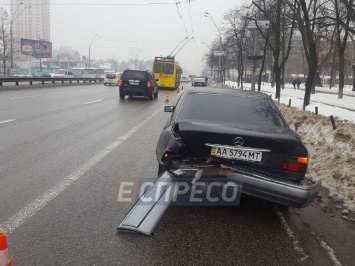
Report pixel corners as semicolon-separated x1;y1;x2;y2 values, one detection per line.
53;69;74;77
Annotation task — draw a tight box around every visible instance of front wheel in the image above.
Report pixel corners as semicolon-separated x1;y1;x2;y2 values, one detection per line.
119;93;125;99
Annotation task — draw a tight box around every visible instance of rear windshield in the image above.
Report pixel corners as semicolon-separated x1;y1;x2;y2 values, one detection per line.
121;70;148;80
153;63;174;74
106;73;117;79
177;93;287;127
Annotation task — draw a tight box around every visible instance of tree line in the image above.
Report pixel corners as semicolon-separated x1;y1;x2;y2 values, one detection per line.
204;0;355;107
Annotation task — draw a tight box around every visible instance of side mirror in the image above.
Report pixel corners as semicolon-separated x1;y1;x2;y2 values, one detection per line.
164;106;174;112
155;79;159;81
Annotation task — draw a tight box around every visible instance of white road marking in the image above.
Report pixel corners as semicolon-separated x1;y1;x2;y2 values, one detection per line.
274;207;309;262
84;99;103;105
0;119;15;125
81;89;92;92
10;95;40;100
0;107;163;234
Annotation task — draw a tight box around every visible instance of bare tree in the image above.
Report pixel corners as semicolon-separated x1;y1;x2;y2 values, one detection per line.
253;0;296;99
294;0;320;107
0;8;10;75
333;0;353;98
224;6;253;89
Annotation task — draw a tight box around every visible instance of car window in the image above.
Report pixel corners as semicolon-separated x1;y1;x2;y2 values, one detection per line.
121;70;147;80
106;73;116;79
177;93;287;128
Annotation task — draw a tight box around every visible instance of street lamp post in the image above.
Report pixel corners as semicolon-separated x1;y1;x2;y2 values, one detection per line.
204;12;223;83
130;49;142;70
88;34;102;67
9;3;31;75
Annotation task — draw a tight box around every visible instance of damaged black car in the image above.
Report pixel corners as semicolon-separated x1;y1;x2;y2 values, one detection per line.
156;87;320;208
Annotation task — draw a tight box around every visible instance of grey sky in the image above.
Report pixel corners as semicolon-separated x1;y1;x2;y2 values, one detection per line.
1;0;247;74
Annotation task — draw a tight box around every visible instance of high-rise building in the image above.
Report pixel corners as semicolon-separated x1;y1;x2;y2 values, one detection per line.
10;0;50;41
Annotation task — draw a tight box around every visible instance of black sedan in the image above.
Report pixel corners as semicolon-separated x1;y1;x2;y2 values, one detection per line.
156;87;320;208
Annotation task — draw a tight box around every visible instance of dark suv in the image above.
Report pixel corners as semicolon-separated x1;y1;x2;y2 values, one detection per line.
119;70;159;100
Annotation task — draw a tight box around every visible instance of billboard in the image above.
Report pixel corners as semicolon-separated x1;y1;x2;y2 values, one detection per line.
20;38;52;58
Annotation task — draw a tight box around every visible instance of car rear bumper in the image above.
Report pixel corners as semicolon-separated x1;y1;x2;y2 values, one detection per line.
104;79;118;84
166;167;320;208
120;87;150;96
226;172;320;208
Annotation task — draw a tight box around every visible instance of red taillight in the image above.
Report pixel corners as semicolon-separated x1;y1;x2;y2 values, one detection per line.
119;79;123;86
279;157;308;172
161;150;171;162
147;81;151;88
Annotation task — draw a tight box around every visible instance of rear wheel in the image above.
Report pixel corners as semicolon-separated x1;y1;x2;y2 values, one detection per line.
119;93;125;99
149;89;154;101
158;163;166;176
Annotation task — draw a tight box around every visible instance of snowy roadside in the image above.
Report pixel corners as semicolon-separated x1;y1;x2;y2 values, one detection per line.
218;81;355;215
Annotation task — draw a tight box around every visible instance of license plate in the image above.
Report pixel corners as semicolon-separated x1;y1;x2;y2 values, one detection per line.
211;146;262;162
129;80;140;85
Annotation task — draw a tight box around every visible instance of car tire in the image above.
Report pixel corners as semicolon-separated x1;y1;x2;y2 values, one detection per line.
149;89;154;101
104;83;107;86
119;93;125;99
158;163;166;176
154;89;158;98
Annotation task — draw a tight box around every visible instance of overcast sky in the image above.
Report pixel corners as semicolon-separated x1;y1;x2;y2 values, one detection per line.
1;0;248;74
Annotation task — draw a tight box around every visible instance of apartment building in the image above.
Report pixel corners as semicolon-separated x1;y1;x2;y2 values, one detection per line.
10;0;50;41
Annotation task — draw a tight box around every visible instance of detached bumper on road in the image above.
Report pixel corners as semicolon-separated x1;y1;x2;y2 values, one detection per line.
227;172;321;208
117;170;321;235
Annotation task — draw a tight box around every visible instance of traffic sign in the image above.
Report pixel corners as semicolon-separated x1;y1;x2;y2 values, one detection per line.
214;51;226;56
247;20;270;29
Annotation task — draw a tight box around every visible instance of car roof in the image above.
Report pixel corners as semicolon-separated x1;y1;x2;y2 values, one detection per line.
123;69;149;73
185;87;270;99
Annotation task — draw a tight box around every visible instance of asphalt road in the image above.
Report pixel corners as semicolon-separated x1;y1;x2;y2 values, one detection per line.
0;83;354;265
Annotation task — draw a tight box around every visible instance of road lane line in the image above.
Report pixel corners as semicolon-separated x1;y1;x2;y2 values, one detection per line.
0;107;163;234
274;207;309;262
81;89;92;92
84;99;103;105
10;95;40;100
0;119;15;125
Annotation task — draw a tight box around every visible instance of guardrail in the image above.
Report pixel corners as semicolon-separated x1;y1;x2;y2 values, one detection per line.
0;77;103;87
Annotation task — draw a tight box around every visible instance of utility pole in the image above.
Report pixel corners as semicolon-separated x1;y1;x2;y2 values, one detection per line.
251;0;261;91
204;12;224;84
88;34;101;67
10;3;32;75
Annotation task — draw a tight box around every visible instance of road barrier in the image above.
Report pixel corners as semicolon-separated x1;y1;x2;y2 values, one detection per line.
0;232;11;266
0;77;103;87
